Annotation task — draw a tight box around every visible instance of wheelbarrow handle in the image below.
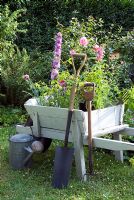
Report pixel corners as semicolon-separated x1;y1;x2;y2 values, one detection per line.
83;82;95;175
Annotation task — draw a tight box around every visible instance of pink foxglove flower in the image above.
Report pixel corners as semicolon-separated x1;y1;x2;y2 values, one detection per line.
22;74;30;81
79;37;88;46
51;68;59;80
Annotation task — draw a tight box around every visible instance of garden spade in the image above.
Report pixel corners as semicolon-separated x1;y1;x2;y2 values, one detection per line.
83;82;95;175
52;53;87;189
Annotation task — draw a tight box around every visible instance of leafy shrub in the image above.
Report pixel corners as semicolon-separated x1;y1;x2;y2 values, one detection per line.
1;47;30;105
120;87;134;111
0;106;26;127
124;109;134;127
0;5;28;105
24;16;133;110
57;17;127;107
1;5;133;107
0;5;53;105
23;17;120;110
119;30;134;84
2;0;134;52
28;50;53;83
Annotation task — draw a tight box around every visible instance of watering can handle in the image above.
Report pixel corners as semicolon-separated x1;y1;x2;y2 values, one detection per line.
23;146;33;166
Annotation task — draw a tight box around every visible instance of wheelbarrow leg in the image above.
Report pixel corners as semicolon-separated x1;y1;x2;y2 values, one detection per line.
72;119;87;181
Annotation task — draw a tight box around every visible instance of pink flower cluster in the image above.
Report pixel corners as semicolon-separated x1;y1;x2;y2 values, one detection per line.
93;44;104;61
51;32;62;80
59;80;66;87
79;37;89;46
70;37;104;62
69;37;88;56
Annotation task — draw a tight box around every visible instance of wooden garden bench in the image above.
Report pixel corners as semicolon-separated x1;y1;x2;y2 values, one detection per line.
16;98;134;180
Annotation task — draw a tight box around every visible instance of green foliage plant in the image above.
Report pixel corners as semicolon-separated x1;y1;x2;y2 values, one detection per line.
0;5;29;105
56;17;116;108
120;86;134;111
23;17;114;110
22;17;133;110
3;0;134;52
0;106;26;127
129;157;134;167
0;5;53;105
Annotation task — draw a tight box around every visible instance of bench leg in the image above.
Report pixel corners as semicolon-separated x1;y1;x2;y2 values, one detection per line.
113;132;124;162
72;120;87;181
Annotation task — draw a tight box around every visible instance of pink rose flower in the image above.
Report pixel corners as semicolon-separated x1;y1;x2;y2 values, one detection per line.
70;49;76;55
79;37;88;46
93;44;104;61
23;74;30;81
96;47;104;61
93;44;100;52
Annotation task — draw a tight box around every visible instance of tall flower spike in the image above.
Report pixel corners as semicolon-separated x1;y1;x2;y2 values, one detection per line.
51;32;62;80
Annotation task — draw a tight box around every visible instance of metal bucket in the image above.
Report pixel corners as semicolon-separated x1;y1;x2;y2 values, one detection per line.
9;133;33;170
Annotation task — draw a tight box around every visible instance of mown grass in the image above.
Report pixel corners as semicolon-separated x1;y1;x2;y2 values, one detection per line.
0;127;134;200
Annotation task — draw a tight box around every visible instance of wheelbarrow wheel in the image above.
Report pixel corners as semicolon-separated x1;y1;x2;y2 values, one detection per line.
25;116;52;152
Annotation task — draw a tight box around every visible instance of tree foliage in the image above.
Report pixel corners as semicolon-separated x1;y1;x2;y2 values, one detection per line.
1;0;134;51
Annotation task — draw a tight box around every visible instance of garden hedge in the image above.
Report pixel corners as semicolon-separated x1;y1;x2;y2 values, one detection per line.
1;0;134;52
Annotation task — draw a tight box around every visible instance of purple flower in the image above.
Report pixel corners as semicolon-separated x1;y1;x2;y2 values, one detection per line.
56;43;61;49
51;68;59;80
52;59;60;69
51;32;62;80
56;38;62;44
54;48;61;57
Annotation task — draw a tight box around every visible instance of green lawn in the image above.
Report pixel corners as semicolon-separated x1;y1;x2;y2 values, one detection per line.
0;127;134;200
